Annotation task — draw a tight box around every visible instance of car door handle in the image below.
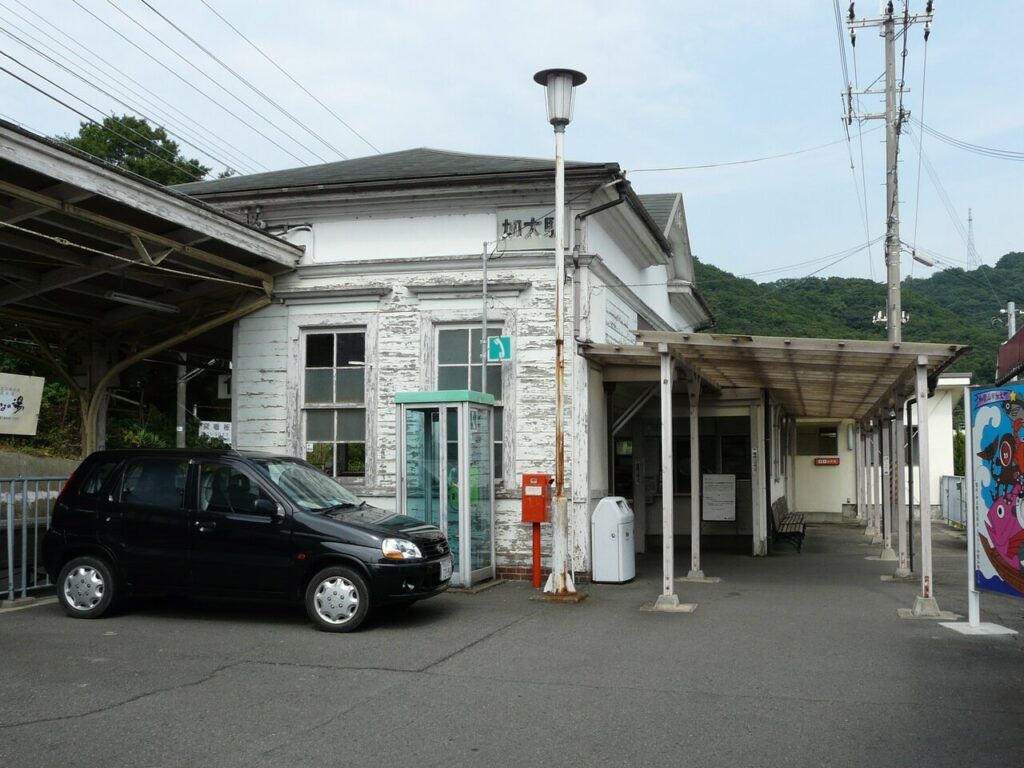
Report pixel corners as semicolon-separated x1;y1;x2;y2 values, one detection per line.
195;521;217;533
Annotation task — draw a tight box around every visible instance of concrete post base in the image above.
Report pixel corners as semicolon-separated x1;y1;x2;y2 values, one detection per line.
641;594;698;613
870;533;883;545
687;569;705;580
864;526;877;536
893;567;912;579
879;546;898;561
912;596;942;617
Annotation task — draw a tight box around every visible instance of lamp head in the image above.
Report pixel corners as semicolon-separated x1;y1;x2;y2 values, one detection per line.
533;68;587;126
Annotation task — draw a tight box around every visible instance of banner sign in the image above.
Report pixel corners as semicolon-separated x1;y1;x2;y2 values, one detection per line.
0;373;45;436
969;384;1024;599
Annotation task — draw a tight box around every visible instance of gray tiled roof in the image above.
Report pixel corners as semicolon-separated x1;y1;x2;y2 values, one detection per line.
177;147;615;196
637;193;679;235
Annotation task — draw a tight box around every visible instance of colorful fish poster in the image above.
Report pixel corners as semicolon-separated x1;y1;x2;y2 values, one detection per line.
970;384;1024;599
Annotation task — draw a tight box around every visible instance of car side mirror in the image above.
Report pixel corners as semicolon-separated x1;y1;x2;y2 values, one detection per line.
254;498;283;519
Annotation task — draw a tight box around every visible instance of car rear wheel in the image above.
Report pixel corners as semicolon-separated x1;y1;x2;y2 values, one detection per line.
304;566;370;632
57;556;117;619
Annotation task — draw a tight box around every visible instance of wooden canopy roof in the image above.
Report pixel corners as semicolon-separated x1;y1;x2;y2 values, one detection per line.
583;332;970;421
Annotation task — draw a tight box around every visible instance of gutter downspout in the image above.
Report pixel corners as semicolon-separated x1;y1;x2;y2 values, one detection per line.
572;179;627;342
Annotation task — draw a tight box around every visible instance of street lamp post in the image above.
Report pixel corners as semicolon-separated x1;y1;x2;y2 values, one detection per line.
534;67;586;594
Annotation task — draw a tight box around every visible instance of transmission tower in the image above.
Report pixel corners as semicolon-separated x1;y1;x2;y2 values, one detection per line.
967;208;979;267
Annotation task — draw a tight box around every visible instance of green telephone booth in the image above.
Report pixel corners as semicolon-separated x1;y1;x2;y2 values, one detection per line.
395;390;495;586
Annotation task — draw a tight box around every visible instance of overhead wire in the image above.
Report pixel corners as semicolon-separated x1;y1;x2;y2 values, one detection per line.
625;127;881;174
102;0;326;163
0;24;246;176
909;23;930;282
69;0;313;166
138;0;349;161
0;54;207;181
5;0;268;174
199;0;381;155
912;118;1024;160
836;0;875;280
0;219;260;289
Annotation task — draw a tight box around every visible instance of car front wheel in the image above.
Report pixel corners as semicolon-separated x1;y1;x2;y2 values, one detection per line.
304;566;370;632
57;556;117;619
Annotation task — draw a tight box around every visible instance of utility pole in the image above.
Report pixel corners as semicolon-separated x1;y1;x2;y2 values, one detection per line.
847;2;933;341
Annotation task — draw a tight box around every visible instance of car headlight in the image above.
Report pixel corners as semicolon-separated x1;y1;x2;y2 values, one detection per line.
382;538;422;560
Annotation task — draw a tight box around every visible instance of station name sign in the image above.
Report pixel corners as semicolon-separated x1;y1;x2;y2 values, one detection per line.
497;207;567;252
813;457;841;466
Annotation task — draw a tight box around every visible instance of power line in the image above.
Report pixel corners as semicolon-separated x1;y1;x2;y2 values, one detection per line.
0;24;246;176
138;0;349;161
909;29;930;282
0;54;207;181
5;0;268;174
912;117;1024;161
102;0;326;163
199;0;381;156
626;128;881;174
68;0;312;167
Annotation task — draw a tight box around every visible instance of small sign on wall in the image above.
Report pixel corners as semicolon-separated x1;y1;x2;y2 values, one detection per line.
813;457;841;466
0;373;45;436
199;421;232;444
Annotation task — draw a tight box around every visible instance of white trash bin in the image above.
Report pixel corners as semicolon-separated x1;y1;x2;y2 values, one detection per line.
591;496;636;583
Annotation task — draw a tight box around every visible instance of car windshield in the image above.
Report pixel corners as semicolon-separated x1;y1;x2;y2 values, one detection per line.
251;457;363;512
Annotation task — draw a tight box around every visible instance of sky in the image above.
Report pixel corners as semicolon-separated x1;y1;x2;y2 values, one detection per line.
0;0;1020;286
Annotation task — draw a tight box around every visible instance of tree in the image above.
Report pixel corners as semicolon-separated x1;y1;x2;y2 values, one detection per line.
58;114;211;185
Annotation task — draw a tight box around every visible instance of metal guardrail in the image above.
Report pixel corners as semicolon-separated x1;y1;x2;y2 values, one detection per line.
1;476;66;602
939;475;966;529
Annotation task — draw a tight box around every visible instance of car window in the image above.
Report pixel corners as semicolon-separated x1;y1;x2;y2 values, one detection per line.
119;459;187;509
251;457;362;512
198;464;272;515
79;460;119;497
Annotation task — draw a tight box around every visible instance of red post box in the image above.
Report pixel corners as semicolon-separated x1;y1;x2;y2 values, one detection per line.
521;473;552;523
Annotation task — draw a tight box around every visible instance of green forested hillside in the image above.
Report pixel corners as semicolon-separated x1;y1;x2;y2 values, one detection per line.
694;252;1024;385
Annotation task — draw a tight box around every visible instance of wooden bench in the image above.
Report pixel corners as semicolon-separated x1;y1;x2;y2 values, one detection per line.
770;497;806;553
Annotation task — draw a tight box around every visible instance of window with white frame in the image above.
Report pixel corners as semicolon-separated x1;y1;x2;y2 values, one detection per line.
436;327;504;473
303;330;366;477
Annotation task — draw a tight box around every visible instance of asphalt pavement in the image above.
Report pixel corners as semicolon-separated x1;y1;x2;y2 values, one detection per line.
2;522;1022;768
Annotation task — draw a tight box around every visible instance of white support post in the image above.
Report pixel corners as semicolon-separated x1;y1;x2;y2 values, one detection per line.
880;412;897;560
654;346;680;610
964;384;980;626
855;425;866;522
913;356;941;616
894;403;911;577
687;372;703;579
864;425;875;535
871;421;884;543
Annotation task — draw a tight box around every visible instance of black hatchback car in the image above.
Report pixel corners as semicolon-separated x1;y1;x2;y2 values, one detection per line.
42;449;451;632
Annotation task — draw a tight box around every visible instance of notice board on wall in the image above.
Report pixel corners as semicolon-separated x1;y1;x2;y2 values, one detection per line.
702;474;736;521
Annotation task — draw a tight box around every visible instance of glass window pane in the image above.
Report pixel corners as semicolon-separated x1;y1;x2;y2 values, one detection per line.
306;334;333;368
469;365;481;391
305;369;333;403
470;328;482;351
339;443;365;475
485;365;502;400
307;410;333;441
438;329;468;364
493;406;503;442
306;443;334;475
336;333;365;366
438;366;467;390
336;409;366;441
335;368;365;403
